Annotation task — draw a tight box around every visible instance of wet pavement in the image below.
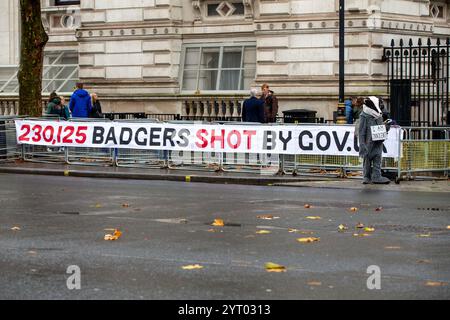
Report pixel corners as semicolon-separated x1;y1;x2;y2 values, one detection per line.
0;173;449;299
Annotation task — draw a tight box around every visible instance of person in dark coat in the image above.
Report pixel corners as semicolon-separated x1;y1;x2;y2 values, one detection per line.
242;88;265;123
358;96;391;185
261;84;279;123
90;93;103;118
69;82;92;118
46;94;70;120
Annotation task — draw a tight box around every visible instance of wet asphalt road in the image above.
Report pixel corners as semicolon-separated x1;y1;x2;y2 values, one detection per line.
0;173;449;300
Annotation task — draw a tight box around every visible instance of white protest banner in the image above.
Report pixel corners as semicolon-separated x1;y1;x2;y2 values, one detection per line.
15;120;402;157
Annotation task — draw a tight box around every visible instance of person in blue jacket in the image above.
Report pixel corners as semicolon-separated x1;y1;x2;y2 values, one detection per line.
345;97;354;124
242;88;265;123
69;82;92;118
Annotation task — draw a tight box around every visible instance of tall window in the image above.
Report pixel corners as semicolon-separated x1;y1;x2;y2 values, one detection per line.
181;44;256;92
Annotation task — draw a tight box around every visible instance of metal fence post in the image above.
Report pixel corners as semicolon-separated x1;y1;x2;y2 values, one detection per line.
397;128;403;183
445;129;449;178
0;119;6;160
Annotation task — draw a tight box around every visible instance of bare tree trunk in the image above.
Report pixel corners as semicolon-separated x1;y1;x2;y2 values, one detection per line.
18;0;48;117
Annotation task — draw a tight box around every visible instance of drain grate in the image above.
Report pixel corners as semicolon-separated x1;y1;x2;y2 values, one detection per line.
417;208;450;212
374;224;444;233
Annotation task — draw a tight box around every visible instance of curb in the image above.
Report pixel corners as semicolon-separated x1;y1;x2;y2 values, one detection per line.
0;166;326;186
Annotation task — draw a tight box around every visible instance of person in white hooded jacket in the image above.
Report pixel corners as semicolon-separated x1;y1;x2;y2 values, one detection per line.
358;96;391;185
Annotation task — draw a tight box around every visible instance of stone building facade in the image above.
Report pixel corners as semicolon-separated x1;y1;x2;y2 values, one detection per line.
1;0;449;120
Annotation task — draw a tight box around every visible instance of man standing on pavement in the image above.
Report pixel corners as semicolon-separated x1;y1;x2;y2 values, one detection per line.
69;82;92;118
261;84;279;123
242;88;265;123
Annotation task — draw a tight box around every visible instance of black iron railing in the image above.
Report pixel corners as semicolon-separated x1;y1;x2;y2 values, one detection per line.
383;37;449;127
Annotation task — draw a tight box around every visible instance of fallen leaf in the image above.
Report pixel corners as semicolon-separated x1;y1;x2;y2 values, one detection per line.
256;230;272;235
257;215;279;220
94;204;102;208
122;203;130;208
425;281;446;287
212;219;225;227
350;207;358;212
182;264;204;270
375;207;383;212
364;227;375;232
385;246;402;250
288;229;314;235
338;224;348;232
304;204;311;209
306;216;322;220
297;237;320;243
417;259;432;264
353;233;370;237
418;234;431;238
447;226;450;230
307;281;322;286
104;229;122;241
356;223;365;229
11;227;21;231
265;262;286;273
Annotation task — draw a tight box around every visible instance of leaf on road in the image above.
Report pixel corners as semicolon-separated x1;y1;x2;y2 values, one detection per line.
256;230;272;235
104;229;122;241
425;281;446;287
121;203;130;208
418;234;431;238
375;207;383;212
338;224;348;232
11;227;21;231
297;237;320;243
212;219;225;227
306;216;322;220
265;262;286;273
356;223;365;229
385;246;402;250
417;259;432;264
447;226;450;230
182;264;204;270
307;281;322;286
304;204;311;209
364;227;375;232
349;207;358;212
257;215;280;220
288;229;314;234
353;233;370;237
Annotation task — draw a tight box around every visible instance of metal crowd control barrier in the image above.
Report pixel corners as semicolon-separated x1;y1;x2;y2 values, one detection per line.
0;116;22;163
216;122;280;175
165;120;222;172
66;118;114;167
399;127;449;180
114;118;165;168
4;117;449;182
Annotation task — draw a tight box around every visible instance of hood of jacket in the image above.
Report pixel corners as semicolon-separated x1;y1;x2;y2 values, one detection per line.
73;89;90;98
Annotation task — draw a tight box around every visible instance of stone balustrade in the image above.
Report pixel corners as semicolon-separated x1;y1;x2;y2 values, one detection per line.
0;99;48;117
182;97;244;121
0;100;18;116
